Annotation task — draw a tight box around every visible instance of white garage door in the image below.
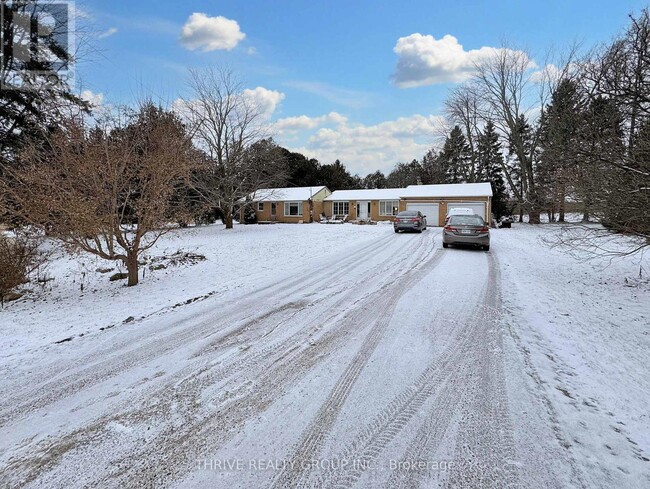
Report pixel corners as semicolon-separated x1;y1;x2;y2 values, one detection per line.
406;203;439;226
447;202;486;221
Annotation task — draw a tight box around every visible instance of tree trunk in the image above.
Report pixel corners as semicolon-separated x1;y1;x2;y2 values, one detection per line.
126;251;139;287
558;184;566;222
582;195;591;222
528;205;541;224
224;213;234;229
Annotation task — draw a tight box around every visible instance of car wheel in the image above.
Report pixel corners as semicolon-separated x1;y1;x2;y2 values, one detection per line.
443;242;448;248
394;228;399;233
418;228;423;233
484;245;490;251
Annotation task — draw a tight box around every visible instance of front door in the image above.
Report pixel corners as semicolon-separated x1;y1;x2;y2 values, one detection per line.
357;201;370;219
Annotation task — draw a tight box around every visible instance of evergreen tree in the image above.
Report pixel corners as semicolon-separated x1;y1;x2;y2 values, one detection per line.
576;96;626;222
440;126;471;183
0;2;89;167
283;149;322;187
318;159;357;190
386;160;424;187
477;121;509;219
363;170;387;189
538;79;583;221
420;149;447;184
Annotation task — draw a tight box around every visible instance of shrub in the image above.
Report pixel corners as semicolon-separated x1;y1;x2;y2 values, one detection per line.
0;234;45;304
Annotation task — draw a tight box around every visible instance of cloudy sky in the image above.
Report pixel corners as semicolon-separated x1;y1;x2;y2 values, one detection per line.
77;0;646;176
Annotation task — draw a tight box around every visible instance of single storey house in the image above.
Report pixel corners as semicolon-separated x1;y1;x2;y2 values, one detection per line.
323;188;403;221
398;182;493;226
324;182;493;226
242;186;331;223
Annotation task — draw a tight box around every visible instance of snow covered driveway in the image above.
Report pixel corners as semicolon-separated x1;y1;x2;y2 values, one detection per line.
0;223;648;488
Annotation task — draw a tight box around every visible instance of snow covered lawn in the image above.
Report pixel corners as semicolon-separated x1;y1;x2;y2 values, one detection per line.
0;221;648;488
0;223;388;355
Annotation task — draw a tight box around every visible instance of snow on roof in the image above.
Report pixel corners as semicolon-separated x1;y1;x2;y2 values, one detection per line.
324;188;403;201
400;182;493;198
248;186;328;202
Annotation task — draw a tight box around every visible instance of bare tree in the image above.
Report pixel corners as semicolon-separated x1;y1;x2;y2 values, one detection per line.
471;48;546;222
444;84;482;181
182;67;286;229
0;103;197;286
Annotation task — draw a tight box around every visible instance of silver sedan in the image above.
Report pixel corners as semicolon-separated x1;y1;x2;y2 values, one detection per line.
393;210;427;233
442;215;490;250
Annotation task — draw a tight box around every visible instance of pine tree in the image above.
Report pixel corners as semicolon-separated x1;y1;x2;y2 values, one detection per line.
576;96;626;223
477;121;509;219
538;79;583;221
363;170;387;189
440;126;471;183
420;149;447;184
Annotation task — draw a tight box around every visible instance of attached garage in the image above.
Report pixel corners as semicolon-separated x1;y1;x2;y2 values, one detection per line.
406;203;440;226
446;202;487;221
399;183;493;227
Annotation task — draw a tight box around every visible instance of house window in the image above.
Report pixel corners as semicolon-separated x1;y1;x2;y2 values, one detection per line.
379;200;399;216
284;202;302;216
257;202;264;211
271;202;277;215
332;201;349;215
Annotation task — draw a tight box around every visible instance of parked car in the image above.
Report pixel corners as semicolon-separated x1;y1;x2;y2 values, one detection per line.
442;215;490;250
499;216;514;228
393;210;427;233
444;207;476;224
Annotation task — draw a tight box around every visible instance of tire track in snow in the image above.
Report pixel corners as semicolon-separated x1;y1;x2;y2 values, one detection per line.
302;251;494;488
443;252;519;489
0;233;398;414
269;247;446;489
1;232;437;488
0;232;419;427
88;231;438;488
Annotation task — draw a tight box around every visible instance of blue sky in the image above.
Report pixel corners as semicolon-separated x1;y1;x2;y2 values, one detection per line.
76;0;648;175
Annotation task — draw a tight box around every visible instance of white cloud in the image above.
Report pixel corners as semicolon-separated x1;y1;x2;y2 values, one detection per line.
173;87;284;124
180;13;245;52
242;87;285;119
247;47;257;56
278;114;445;175
80;89;103;107
393;33;533;87
274;112;347;134
98;27;118;39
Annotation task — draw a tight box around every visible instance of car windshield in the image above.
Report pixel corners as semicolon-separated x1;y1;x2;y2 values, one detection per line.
397;211;418;217
449;215;484;226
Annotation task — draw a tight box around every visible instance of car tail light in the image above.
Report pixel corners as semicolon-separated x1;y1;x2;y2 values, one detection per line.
479;226;489;232
411;219;419;223
444;225;457;232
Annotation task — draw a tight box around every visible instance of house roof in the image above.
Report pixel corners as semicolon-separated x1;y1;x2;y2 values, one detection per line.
248;186;328;202
324;188;403;201
400;182;493;198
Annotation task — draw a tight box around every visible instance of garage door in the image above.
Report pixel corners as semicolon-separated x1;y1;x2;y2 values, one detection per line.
406;203;439;226
447;202;486;221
